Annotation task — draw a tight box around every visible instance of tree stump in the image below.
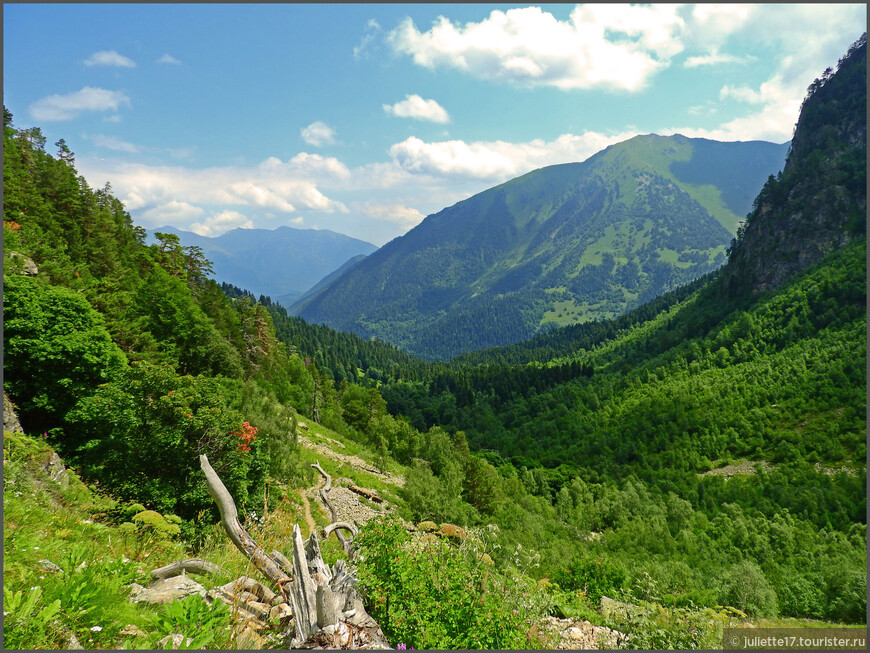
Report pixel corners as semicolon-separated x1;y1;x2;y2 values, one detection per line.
199;454;390;649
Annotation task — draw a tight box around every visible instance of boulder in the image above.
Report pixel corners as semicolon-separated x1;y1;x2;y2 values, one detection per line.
3;392;24;434
6;251;38;276
129;575;207;604
42;451;69;489
37;558;64;574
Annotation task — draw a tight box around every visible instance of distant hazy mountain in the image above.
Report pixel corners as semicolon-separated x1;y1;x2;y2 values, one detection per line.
295;134;788;360
145;226;377;305
284;253;368;313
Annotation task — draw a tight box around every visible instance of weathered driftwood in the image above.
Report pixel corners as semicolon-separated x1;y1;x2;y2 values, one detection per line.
271;548;295;576
199;455;292;596
222;575;280;605
150;558;225;581
348;484;383;503
324;521;359;538
200;453;390;649
310;460;354;557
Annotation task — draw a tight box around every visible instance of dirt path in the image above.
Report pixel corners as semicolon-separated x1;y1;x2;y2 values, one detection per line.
297;489;317;537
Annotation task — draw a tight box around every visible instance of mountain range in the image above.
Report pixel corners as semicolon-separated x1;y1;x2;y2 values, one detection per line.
145;225;377;306
293;134;788;359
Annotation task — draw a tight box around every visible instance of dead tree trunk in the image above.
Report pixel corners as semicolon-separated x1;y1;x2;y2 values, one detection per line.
200;454;390;649
310;460;356;557
199;455;292;595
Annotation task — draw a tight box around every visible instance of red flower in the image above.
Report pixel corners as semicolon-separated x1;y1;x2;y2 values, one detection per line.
234;421;258;453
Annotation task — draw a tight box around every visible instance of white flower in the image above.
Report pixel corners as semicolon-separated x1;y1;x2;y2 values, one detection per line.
90;626;103;632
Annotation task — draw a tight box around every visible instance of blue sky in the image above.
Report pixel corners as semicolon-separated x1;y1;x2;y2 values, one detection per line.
4;3;865;246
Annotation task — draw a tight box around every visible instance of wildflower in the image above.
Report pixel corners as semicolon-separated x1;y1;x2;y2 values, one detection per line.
90;626;103;632
397;644;407;650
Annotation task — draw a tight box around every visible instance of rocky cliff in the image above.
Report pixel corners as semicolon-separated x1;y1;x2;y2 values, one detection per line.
723;33;866;296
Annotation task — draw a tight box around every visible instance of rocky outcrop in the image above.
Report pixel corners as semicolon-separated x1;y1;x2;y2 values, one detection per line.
41;451;70;489
3;392;24;434
5;251;39;276
723;34;866;296
539;615;627;649
129;575;208;605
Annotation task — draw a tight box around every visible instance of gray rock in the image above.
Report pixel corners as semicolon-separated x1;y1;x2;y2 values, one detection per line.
120;624;148;637
6;251;38;276
37;558;64;574
156;633;193;649
42;451;69;489
66;632;84;649
3;392;24;434
129;575;207;604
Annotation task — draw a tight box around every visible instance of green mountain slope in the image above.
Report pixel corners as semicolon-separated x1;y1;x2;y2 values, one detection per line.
146;225;377;306
296;135;787;359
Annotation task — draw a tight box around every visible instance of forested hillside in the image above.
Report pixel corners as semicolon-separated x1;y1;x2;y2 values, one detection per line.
296;135;787;359
3;34;866;651
1;107;408;522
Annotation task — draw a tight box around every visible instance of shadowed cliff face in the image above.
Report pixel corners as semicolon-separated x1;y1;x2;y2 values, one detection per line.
724;34;866;297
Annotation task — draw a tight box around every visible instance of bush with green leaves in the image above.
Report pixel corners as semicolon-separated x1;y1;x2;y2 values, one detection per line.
355;516;543;650
64;360;265;519
553;552;629;605
719;560;778;618
2;273;126;435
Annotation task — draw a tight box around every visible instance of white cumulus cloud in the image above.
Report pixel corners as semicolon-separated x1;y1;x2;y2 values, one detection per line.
140;200;205;224
386;5;686;91
83;50;136;68
683;51;753;68
383;94;450;123
77;153;350;237
190;210;254;237
301;121;336;147
156;53;181;65
388;130;640;181
29;87;131;121
361;203;426;227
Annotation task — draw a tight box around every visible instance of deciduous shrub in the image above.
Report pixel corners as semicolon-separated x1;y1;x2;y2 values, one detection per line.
355;516;540;650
